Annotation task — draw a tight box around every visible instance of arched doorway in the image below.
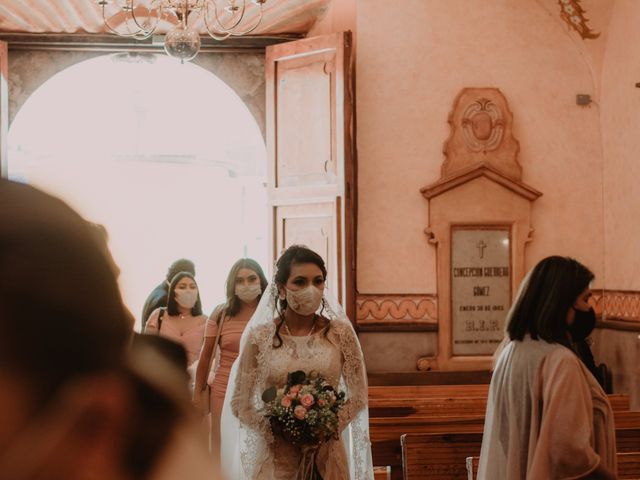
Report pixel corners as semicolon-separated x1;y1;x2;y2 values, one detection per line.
8;53;268;326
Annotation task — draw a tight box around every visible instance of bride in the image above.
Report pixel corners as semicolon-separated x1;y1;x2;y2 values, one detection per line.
220;245;374;479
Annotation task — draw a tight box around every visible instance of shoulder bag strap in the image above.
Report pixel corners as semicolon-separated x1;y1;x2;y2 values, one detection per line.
156;308;166;334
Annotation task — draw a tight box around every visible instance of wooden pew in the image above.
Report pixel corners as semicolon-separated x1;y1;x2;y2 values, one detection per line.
606;393;631;412
371;415;485;479
465;456;479;480
369;393;630;418
368;384;632;477
401;432;483;480
379;412;640;479
466;452;640;480
400;423;640;480
618;452;640;480
373;466;390;480
369;384;489;400
369;396;488;418
368;371;493;387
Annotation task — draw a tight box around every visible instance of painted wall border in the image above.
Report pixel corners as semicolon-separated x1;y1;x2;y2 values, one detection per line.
356;294;438;332
593;290;640;331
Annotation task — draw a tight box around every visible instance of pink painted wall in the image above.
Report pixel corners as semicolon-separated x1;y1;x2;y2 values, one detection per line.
307;0;356;38
600;0;640;290
356;0;607;294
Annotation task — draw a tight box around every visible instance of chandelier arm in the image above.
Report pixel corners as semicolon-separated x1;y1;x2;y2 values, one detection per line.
101;2;146;37
128;1;161;38
210;0;248;33
203;2;235;39
203;13;232;40
228;5;263;36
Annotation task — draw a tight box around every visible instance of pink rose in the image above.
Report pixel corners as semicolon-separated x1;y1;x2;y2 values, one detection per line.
294;405;307;420
300;393;315;408
289;385;302;395
317;399;326;407
281;396;292;408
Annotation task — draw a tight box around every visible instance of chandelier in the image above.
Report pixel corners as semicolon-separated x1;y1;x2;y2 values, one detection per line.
98;0;267;62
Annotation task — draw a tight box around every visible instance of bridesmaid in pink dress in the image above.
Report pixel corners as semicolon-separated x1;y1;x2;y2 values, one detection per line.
193;258;268;474
145;271;207;367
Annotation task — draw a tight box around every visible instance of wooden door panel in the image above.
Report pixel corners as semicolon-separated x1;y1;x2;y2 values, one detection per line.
0;41;8;177
266;32;354;321
276;54;335;188
275;200;342;301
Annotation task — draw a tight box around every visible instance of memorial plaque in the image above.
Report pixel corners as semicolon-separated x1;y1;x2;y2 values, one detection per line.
451;228;511;355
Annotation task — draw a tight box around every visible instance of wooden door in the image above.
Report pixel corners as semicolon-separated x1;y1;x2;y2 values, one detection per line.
0;41;8;177
265;32;356;321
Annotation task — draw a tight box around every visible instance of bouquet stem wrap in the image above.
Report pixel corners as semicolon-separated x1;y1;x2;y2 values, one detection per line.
296;444;322;480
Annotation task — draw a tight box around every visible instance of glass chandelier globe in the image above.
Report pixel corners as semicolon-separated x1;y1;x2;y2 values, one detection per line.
164;24;201;63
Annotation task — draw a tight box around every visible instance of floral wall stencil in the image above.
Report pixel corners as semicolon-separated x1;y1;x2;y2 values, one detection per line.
558;0;600;39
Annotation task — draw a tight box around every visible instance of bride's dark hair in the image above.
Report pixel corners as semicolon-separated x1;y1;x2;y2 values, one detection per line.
273;245;327;348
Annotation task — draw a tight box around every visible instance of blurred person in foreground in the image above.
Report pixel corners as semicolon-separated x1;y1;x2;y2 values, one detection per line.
478;256;616;480
0;179;210;480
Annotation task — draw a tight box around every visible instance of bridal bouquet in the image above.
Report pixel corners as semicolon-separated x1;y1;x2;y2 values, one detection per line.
262;370;346;479
262;370;346;445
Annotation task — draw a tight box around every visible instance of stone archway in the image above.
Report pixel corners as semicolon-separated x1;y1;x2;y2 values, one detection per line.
8;53;268;323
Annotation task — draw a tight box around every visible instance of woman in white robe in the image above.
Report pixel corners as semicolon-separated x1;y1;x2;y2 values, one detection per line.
478;256;617;480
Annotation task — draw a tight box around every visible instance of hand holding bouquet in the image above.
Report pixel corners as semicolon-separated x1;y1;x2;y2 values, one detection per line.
262;370;346;479
262;370;346;446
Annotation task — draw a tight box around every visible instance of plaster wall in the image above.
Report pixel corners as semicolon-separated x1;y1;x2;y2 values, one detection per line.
307;0;356;38
355;0;606;297
600;0;640;290
360;331;437;373
7;50;265;137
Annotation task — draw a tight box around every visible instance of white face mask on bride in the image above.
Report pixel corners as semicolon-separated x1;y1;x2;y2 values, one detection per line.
285;285;323;316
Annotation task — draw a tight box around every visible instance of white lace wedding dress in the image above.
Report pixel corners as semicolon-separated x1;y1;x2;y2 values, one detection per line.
220;285;374;480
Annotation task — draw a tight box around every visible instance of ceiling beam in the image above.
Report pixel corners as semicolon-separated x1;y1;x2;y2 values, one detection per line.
0;33;302;53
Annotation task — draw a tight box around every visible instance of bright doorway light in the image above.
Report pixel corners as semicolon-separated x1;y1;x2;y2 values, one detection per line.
9;54;268;327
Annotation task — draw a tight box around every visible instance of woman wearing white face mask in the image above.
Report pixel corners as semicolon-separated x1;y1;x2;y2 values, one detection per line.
221;245;374;480
145;271;207;368
193;258;267;474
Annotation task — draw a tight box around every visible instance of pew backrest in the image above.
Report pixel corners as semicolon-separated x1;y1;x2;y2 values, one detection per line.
467;452;640;480
369;385;489;399
618;451;640;480
368;387;629;419
401;432;484;480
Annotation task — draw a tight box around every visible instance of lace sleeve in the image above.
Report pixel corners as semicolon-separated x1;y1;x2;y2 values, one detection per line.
335;320;368;431
230;325;273;440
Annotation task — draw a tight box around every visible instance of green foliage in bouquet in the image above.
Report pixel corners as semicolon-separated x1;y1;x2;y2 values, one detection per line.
261;370;346;446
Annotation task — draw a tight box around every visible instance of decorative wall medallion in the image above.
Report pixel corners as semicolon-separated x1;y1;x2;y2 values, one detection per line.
356;294;437;330
461;98;504;153
442;88;522;181
558;0;600;40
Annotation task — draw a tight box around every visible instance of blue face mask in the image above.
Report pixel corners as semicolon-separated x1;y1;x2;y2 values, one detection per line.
569;307;596;342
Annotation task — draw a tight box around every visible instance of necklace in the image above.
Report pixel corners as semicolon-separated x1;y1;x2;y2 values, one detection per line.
284;315;317;337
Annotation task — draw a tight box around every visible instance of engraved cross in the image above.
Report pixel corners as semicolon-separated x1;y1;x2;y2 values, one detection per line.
476;240;487;259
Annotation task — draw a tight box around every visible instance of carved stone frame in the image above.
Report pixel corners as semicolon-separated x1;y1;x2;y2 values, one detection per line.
421;164;541;370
